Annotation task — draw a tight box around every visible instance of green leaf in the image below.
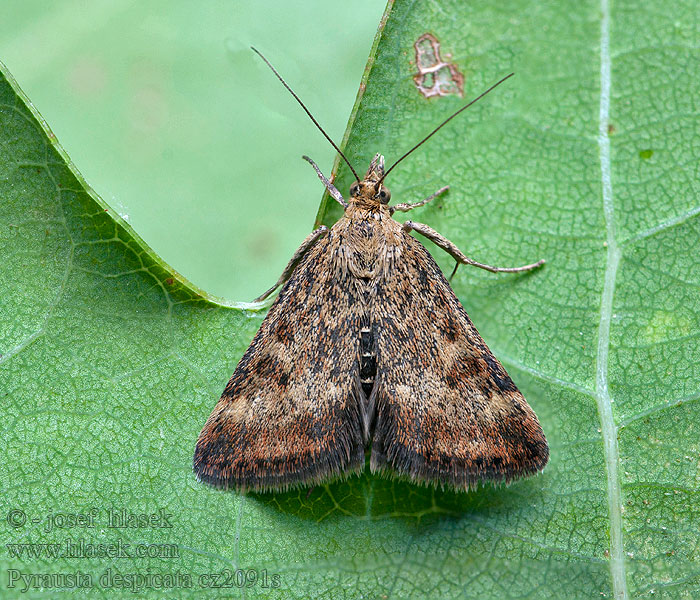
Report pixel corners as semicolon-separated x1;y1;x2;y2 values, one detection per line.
1;1;698;599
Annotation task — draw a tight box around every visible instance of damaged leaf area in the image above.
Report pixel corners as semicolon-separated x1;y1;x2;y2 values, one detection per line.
413;33;464;98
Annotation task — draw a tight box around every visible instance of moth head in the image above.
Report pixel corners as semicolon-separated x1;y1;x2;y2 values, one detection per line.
349;153;391;205
349;180;391;204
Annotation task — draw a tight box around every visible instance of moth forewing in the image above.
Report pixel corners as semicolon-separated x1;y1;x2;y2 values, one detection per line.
368;226;548;489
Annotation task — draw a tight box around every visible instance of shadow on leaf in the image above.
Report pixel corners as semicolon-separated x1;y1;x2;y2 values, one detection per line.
250;469;547;527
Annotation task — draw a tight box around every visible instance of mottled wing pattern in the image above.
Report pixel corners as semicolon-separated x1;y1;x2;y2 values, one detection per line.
371;233;548;489
193;235;366;491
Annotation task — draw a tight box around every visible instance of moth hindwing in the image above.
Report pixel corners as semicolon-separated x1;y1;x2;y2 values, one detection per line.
193;154;548;492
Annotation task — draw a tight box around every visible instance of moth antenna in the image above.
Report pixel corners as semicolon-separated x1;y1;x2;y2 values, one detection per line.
379;72;515;184
251;46;361;182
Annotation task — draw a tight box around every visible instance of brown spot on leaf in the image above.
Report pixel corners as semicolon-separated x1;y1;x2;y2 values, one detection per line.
412;33;464;98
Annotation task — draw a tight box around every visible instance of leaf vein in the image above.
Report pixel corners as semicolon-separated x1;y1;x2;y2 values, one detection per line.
596;1;629;597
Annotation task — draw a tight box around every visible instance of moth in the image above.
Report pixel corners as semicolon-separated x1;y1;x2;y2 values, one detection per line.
193;49;549;492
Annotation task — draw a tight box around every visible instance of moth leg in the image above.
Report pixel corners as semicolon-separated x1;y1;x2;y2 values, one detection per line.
253;225;329;302
390;185;449;214
302;155;348;208
448;262;460;282
403;220;545;276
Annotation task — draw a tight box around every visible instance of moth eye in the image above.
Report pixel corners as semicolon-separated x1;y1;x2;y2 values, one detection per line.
350;182;360;196
379;187;391;203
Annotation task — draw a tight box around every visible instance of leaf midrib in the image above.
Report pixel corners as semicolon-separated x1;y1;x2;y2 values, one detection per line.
595;0;628;598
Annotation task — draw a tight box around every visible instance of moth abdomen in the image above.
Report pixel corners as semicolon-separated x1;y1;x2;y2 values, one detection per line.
359;325;377;399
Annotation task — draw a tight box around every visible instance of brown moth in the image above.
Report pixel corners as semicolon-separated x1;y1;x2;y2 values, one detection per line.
193;49;549;492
